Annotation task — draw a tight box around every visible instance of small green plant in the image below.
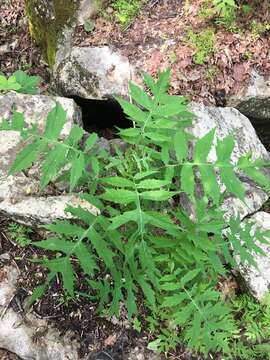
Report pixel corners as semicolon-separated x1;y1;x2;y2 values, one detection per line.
132;317;142;332
241;4;252;15
3;70;270;357
213;0;236;17
212;0;239;32
7;222;32;247
250;20;270;40
199;0;216;20
214;10;239;32
0;70;40;94
223;295;270;359
112;0;146;29
186;29;216;64
83;19;95;33
168;52;177;65
205;66;217;81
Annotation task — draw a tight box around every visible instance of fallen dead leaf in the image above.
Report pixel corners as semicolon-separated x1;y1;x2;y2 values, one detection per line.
104;334;117;347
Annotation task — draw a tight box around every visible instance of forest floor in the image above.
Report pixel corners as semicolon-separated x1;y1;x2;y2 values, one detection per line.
0;0;270;359
75;0;270;106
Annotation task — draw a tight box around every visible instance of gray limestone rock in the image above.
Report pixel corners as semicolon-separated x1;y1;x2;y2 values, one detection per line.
125;347;162;360
237;212;270;301
53;46;132;100
0;193;99;226
0;92;98;225
228;71;270;142
0;265;80;360
185;104;270;220
77;0;108;24
0;91;82;135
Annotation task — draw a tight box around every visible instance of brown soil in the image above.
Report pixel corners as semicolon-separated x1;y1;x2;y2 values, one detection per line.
75;0;270;105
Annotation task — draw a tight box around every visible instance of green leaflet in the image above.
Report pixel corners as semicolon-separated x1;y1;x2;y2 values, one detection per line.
115;97;147;124
9;139;47;174
180;268;201;287
101;176;134;188
44;102;67;140
219;166;245;201
140;190;178;201
41;144;67;189
134;170;159;180
137;275;156;309
129;82;154;110
143;69;170;99
65;125;84;147
43;221;85;237
193;128;215;163
100;188;137;204
84;132;98;151
34;238;75;253
199;164;220;205
14;70;41;95
124;267;138;318
65;205;97;226
8;102;97;190
137;179;170;189
174;130;188;162
118;127;141;138
87;227;115;269
181;164;195;198
74;242;98;275
161;293;186;307
238;155;270;191
70;152;85;191
216;135;234;163
0;74;21;91
145;132;171;143
109;210;138;229
153;103;188;117
43;257;75;296
0;111;25;131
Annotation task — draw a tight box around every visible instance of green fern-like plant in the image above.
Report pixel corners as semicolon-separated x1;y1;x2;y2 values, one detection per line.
3;69;270;357
0;70;40;94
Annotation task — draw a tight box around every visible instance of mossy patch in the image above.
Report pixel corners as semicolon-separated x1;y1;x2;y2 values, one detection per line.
185;28;216;65
26;0;79;67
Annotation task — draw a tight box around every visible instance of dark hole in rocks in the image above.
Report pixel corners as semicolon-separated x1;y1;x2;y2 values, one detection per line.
72;96;132;140
248;118;270;152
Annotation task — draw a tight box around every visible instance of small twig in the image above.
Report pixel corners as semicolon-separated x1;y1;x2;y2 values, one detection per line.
149;0;161;8
0;294;15;319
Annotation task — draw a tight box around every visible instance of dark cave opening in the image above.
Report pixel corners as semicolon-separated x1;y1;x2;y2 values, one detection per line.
248;117;270;152
72;96;132;139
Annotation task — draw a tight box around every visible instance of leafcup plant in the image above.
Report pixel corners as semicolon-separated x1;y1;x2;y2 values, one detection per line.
2;70;270;357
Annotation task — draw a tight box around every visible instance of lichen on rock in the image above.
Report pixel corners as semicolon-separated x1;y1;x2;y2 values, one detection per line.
25;0;79;67
53;46;132;99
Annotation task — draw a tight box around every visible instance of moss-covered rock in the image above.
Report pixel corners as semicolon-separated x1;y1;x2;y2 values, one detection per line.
25;0;79;67
53;46;132;100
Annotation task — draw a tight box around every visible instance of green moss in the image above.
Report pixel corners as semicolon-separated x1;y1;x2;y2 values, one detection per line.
185;28;216;65
111;0;146;30
26;0;79;67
